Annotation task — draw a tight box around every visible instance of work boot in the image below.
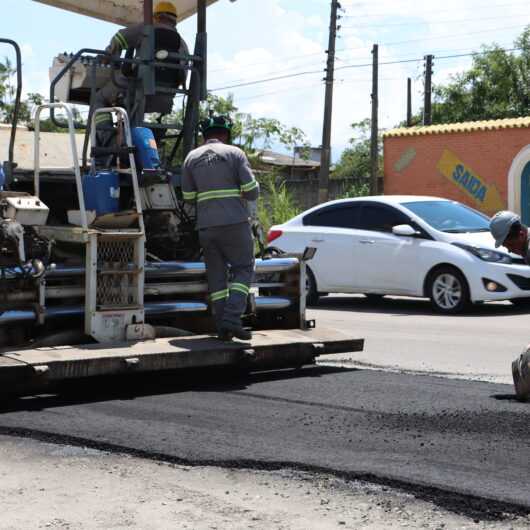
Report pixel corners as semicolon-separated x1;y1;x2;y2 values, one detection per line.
220;322;252;341
218;329;234;342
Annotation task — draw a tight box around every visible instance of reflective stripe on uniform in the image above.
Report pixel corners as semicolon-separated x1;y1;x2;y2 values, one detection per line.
241;180;258;192
95;113;112;124
210;289;229;302
182;191;197;201
113;32;128;50
197;188;241;203
230;283;250;296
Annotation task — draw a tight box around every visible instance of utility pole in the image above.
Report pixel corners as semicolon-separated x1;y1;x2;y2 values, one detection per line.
318;0;341;204
423;54;434;126
370;44;379;195
406;77;412;127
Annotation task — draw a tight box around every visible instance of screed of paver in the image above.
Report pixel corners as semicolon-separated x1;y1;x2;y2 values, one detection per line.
1;436;529;530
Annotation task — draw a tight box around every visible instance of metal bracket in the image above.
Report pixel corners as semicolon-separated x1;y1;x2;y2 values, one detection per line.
312;343;325;355
126;324;156;342
243;349;256;360
124;357;140;369
33;364;49;376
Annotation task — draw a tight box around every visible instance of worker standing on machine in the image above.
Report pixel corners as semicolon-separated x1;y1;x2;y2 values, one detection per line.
94;0;188;164
182;116;260;341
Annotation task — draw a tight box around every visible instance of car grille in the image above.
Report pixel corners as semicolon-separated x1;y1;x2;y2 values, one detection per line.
507;274;530;290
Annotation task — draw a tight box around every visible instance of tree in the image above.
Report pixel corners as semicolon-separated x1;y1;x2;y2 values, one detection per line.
333;118;382;180
0;58;72;132
159;93;309;164
200;94;308;155
419;26;530;124
0;56;31;125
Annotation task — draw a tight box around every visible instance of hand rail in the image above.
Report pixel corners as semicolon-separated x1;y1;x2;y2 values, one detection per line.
0;39;22;188
89;107;145;233
34;103;88;230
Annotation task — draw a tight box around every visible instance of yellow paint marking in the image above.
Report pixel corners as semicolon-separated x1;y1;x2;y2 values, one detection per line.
436;149;505;213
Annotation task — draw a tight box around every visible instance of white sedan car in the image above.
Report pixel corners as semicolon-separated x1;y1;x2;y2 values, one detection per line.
267;195;530;314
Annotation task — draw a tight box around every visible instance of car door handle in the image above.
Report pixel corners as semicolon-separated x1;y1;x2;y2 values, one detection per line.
311;238;324;243
360;239;376;245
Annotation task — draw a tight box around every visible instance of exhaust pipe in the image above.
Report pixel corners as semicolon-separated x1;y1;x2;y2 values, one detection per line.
0;297;293;326
2;258;299;280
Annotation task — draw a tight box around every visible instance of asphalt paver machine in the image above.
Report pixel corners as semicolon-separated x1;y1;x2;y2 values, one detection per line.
0;1;363;395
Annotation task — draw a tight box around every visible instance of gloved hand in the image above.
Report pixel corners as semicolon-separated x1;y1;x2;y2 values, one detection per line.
246;199;258;222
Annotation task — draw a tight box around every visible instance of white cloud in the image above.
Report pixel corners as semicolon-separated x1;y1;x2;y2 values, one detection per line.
21;43;34;59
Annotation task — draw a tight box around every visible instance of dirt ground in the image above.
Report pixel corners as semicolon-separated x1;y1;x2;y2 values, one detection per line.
1;436;529;530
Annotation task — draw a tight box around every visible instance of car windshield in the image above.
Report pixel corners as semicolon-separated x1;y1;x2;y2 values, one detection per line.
401;200;490;233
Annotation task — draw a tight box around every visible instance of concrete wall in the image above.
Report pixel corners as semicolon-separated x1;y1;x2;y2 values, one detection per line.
0;128;85;170
384;127;530;216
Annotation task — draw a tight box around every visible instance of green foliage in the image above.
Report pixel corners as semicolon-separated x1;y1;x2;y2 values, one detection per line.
413;26;530;124
333;118;382;179
0;57;73;132
161;93;309;165
237;115;308;154
339;180;370;199
0;56;30;125
257;172;300;234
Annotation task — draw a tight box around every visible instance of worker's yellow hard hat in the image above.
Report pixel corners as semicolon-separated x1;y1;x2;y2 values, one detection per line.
154;1;177;18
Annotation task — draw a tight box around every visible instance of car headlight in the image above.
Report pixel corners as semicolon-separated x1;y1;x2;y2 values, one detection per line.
452;243;512;264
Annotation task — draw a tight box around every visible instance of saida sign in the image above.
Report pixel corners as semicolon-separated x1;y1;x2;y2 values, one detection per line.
436;150;505;213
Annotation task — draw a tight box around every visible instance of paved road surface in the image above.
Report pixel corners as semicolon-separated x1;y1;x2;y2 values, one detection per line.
1;297;529;515
1;366;529;511
313;295;530;383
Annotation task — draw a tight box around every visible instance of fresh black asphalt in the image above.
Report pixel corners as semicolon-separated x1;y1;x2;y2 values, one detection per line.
1;366;529;518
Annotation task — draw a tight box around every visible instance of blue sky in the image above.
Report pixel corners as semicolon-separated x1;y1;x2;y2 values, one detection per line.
1;0;528;158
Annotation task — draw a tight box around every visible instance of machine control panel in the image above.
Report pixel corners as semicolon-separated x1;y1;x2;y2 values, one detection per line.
50;53;114;105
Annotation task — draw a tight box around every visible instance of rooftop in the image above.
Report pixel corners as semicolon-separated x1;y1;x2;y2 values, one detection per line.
383;116;530;138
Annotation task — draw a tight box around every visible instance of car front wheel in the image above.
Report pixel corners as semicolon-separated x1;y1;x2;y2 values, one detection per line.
427;266;470;314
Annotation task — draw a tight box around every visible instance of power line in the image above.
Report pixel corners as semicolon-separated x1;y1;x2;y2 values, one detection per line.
212;35;522;94
209;57;325;87
209;51;325;74
207;17;526;77
436;47;521;60
210;68;324;92
233;76;407;105
210;45;523;93
341;13;528;29
234;82;325;102
340;0;530;19
232;76;407;105
337;24;528;50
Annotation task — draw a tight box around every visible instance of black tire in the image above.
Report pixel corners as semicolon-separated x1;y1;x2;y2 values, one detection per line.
306;268;320;306
364;294;385;303
511;297;530;308
427;266;470;314
262;246;284;259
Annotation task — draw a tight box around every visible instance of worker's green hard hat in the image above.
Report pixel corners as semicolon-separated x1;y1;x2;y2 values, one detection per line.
199;115;233;134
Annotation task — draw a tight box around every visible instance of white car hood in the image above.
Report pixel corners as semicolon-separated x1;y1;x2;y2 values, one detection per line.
440;231;498;249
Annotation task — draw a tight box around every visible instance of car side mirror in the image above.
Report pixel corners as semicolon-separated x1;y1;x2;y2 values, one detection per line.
392;224;418;237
